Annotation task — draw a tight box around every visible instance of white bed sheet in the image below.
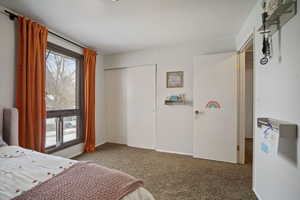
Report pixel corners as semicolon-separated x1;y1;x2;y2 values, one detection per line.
0;146;154;200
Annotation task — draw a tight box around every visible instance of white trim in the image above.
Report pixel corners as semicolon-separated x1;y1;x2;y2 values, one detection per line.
238;34;254;53
107;140;126;145
104;64;156;70
234;52;240;164
95;142;194;157
237;30;255;52
154;64;158;150
193;155;237;164
197;50;237;56
156;149;193;156
237;51;246;164
237;32;255;164
128;145;155;150
96;141;107;148
102;143;193;156
251;27;257;192
253;187;262;200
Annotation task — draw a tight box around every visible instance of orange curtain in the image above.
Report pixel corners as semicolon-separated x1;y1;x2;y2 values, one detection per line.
83;48;97;153
16;17;48;152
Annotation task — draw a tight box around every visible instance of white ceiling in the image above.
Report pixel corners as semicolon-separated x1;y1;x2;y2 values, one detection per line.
0;0;257;55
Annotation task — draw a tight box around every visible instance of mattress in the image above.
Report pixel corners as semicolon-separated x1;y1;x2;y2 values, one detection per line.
0;146;154;200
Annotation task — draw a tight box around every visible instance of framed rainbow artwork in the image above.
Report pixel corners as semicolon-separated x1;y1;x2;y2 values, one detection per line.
205;100;221;109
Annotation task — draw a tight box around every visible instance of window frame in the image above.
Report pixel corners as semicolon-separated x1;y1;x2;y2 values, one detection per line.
45;42;84;153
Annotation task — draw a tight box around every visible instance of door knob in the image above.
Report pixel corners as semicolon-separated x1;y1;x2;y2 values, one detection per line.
195;110;204;115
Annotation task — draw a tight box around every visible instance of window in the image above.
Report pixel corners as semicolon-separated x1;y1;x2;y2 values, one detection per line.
45;42;83;152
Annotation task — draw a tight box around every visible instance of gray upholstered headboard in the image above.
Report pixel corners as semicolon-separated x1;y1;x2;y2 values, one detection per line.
0;106;19;146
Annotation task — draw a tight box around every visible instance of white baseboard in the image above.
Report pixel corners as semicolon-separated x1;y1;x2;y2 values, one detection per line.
193;154;237;164
155;149;193;156
102;142;193;157
128;144;155;150
96;140;107;147
106;140;126;145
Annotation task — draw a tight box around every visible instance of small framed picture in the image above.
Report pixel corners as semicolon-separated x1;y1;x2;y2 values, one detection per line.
166;71;184;88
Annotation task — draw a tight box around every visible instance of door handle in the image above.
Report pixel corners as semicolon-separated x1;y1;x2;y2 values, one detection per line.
195;110;204;115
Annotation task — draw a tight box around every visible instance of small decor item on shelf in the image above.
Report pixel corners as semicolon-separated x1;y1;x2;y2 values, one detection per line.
170;95;178;101
165;94;186;105
166;71;184;88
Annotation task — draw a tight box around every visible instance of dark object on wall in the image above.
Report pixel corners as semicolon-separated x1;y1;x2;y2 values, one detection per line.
258;0;297;65
260;10;272;65
258;0;297;36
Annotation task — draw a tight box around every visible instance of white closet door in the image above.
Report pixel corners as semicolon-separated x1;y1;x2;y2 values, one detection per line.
126;66;156;149
105;69;127;144
105;65;156;149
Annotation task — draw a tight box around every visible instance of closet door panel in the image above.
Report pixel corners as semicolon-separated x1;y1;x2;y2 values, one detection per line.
105;69;127;144
126;66;156;149
105;65;156;149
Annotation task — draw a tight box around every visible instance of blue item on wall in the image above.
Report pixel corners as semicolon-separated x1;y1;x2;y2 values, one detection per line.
170;96;178;101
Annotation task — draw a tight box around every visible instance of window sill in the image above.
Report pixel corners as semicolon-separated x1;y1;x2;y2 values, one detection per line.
46;139;83;154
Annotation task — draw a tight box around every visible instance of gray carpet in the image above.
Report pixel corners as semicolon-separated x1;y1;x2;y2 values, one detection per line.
74;143;257;200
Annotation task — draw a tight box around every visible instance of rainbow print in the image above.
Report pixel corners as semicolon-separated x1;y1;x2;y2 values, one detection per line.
205;100;221;109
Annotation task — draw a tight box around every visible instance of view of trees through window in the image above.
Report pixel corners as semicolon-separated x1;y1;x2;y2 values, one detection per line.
45;45;82;151
46;50;77;111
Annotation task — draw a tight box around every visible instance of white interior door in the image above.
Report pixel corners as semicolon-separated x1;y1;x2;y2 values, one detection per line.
126;66;156;149
105;65;156;149
193;52;238;163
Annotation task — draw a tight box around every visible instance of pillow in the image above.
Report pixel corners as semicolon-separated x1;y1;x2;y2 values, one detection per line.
0;136;7;147
0;129;7;147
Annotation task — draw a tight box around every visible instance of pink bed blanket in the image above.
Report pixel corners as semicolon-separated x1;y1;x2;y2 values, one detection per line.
13;162;143;200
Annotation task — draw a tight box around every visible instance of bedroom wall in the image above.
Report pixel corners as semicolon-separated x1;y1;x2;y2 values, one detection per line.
104;40;235;155
0;7;106;158
0;8;16;108
236;1;300;199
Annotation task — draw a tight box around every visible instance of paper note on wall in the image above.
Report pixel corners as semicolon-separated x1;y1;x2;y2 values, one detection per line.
260;126;279;156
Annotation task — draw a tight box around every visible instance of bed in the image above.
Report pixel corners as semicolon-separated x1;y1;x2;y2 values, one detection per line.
0;107;155;200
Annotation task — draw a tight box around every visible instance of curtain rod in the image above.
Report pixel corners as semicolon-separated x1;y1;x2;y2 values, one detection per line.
4;10;86;49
